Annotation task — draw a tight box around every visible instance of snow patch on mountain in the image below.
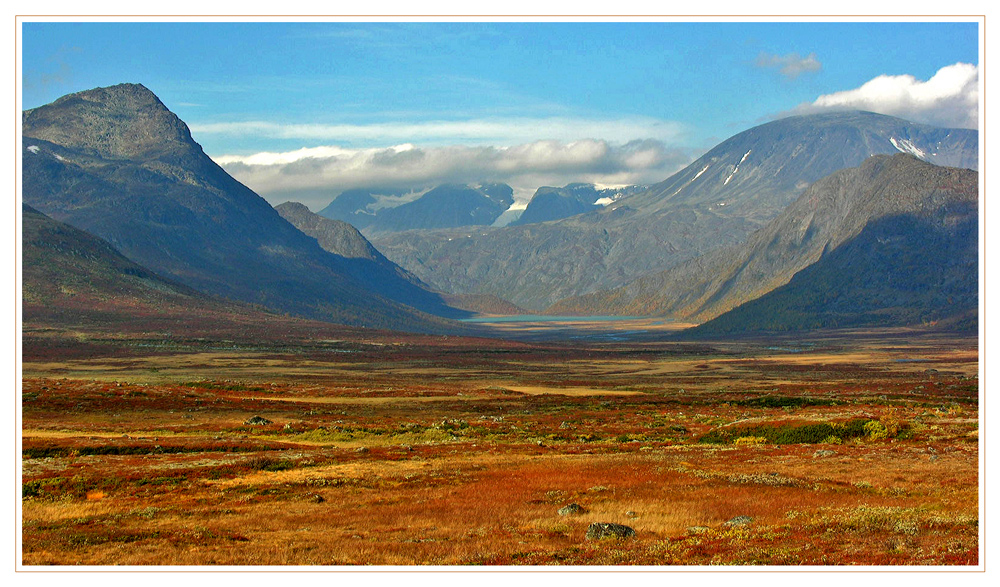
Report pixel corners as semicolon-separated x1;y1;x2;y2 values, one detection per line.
671;164;712;196
724;150;752;185
889;137;927;160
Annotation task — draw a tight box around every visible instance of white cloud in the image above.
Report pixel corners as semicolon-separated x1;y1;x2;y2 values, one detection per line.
755;51;822;79
216;138;692;211
791;62;979;129
191;116;685;147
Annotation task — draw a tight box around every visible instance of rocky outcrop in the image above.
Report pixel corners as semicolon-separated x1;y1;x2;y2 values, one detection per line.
585;522;636;540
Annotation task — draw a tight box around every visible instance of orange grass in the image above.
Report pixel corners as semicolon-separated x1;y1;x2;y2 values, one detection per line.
21;327;979;566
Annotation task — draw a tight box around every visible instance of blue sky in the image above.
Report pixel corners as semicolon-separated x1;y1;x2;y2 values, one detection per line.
20;19;980;208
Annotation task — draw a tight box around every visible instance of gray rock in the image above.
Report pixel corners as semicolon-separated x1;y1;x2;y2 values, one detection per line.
558;503;584;516
813;449;836;458
585;522;636;540
723;515;753;527
244;415;272;426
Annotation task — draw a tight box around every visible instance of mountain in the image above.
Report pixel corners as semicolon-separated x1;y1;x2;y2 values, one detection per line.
318;183;514;236
21;83;466;333
24;203;203;320
373;112;977;310
22;203;277;336
274;201;480;318
22;204;489;359
510;183;601;226
511;184;601;226
276;201;525;316
622;111;977;223
275;200;405;263
363;183;513;236
552;154;977;332
511;183;647;226
690;208;978;335
316;188;383;230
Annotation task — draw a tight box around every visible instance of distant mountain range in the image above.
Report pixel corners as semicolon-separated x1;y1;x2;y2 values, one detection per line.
316;182;646;234
373;111;977;310
552;154;978;332
20;84;979;337
510;183;646;226
318;183;514;236
316;188;389;231
22;83;469;333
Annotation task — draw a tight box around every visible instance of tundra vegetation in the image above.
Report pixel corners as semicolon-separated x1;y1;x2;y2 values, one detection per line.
21;321;978;566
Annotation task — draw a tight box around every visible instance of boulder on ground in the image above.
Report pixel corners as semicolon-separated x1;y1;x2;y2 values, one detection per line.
558;503;584;516
723;515;753;527
244;415;272;425
585;522;636;540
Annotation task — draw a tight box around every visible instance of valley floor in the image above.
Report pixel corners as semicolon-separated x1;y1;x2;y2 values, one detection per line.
20;325;979;566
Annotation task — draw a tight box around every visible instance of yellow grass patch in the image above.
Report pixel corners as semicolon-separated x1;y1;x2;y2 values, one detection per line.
504;385;645;397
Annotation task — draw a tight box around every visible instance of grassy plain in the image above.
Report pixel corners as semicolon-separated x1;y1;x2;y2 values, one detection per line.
21;321;979;566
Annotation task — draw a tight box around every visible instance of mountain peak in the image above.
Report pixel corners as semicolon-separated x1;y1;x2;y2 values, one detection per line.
23;83;197;161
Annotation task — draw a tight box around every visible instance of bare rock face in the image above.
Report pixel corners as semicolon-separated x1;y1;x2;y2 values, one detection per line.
585;522;636;540
23;83;195;162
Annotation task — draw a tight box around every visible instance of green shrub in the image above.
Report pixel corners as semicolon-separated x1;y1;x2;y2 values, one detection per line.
735;396;835;408
699;418;876;445
864;420;889;440
245;456;296;472
22;481;42;498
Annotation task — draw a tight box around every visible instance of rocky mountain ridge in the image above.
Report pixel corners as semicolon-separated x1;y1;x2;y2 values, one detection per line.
373;112;977;310
550;153;978;330
318;183;514;237
510;183;647;227
22;83;469;333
